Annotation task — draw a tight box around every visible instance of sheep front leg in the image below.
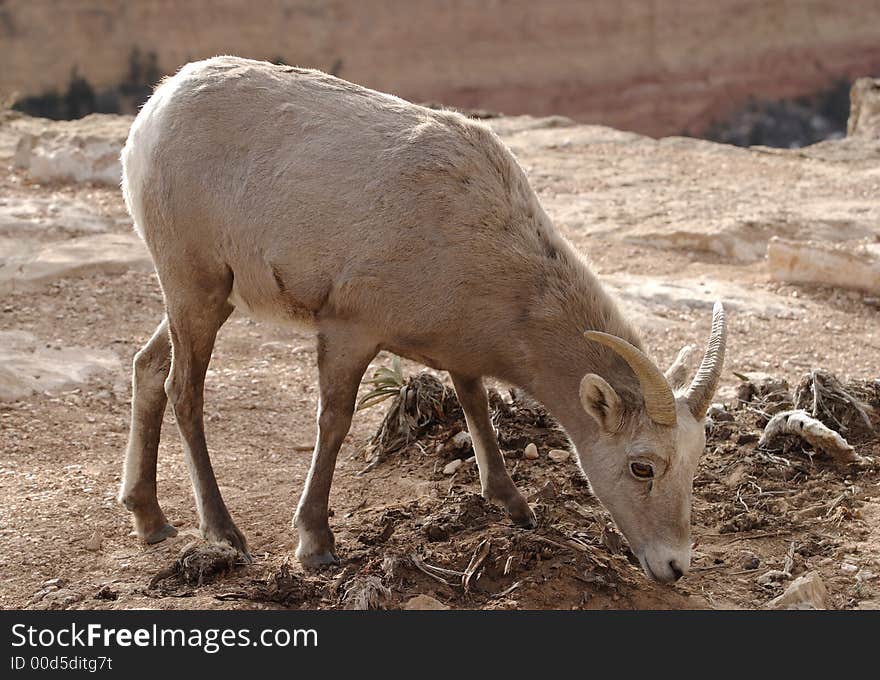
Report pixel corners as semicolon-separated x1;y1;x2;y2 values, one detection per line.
294;327;377;569
450;373;536;528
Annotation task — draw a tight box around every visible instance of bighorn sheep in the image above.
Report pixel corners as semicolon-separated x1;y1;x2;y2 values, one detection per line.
119;57;726;583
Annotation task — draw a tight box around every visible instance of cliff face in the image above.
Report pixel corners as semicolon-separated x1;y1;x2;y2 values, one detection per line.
2;0;880;136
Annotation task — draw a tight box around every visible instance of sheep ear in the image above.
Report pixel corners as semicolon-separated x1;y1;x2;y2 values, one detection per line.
580;374;623;433
664;344;696;391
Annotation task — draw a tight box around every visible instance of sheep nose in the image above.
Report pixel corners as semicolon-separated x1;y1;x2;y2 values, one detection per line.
669;560;684;581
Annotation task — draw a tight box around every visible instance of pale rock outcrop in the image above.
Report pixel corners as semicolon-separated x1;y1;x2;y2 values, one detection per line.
767;238;880;294
492;117;879;267
12;114;133;185
0;232;152;293
1;70;878;302
607;275;809;329
0;196;115;236
0;330;119;401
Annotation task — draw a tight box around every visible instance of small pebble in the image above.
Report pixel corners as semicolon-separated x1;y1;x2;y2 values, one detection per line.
856;569;876;583
548;449;569;462
442;459;463;475
757;569;789;586
707;403;735;422
84;531;102;551
524;443;539;460
741;556;760;571
403;594;450;610
840;562;858;575
95;585;118;601
449;431;472;450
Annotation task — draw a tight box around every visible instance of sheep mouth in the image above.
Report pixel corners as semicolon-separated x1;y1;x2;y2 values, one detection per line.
638;554;659;582
639;554;677;584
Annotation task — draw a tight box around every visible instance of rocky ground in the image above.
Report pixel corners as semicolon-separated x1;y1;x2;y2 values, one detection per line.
0;105;878;610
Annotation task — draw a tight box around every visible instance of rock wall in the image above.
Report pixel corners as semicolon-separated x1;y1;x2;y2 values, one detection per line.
848;77;880;138
2;0;880;136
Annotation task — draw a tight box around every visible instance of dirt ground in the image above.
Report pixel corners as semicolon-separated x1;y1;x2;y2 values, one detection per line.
1;137;880;610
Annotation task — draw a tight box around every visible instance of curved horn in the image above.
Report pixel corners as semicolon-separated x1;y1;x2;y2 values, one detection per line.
685;301;727;419
583;331;677;427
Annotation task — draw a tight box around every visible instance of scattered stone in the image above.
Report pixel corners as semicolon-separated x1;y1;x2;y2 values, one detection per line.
548;449;570;462
403;594;450;610
448;431;472;450
741;556;760;571
757;569;790;587
442;459;463;475
707;403;735;422
524;443;539;459
766;572;830;610
840;562;859;575
83;531;102;552
28;588;53;605
33;588;83;610
856;569;876;583
95;585;118;601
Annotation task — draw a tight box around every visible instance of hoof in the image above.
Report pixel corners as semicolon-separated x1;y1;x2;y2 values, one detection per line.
143;523;178;544
124;493;176;545
201;522;251;562
512;507;538;529
295;526;339;570
488;488;537;529
296;548;340;571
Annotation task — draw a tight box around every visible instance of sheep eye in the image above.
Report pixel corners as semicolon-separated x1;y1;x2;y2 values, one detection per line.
630;461;654;480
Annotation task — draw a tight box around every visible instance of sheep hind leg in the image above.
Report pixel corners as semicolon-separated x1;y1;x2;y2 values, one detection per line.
294;324;377;569
161;267;248;557
119;316;178;544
